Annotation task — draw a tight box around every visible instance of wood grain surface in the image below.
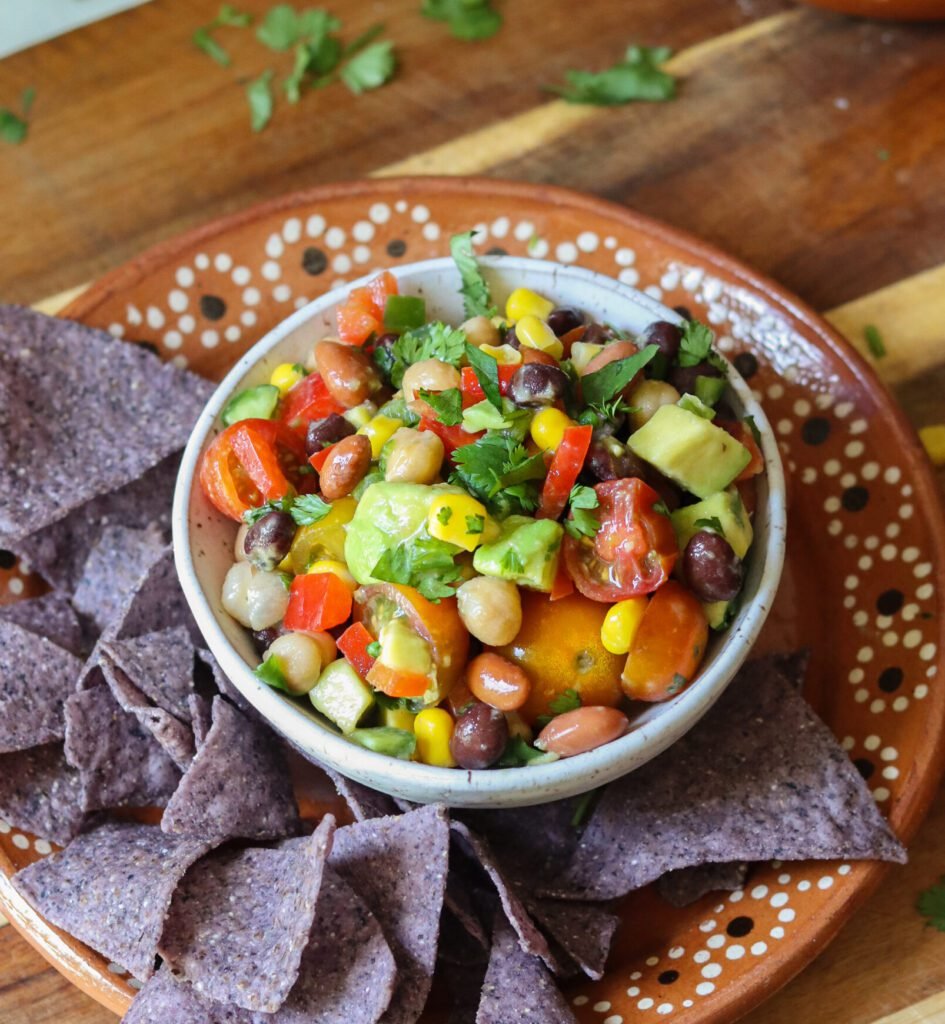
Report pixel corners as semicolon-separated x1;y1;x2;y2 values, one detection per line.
1;1;944;1022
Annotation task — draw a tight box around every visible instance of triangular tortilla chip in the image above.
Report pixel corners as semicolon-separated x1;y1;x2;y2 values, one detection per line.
122;967;255;1024
0;742;85;845
0;591;85;657
102;625;196;720
13;820;213;980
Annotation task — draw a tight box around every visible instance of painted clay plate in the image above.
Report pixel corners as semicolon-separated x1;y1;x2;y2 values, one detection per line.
1;178;943;1024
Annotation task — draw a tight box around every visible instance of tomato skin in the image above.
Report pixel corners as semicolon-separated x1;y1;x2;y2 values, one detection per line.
460;365;518;405
336;273;398;345
537;424;592;521
367;271;398;313
280;374;346;433
284;573;353;633
621;581;709;702
199;419;308;521
564;478;678;601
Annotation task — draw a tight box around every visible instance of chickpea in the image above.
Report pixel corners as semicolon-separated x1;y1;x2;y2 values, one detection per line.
314;341;379;408
384;428;444;484
221;562;289;631
319;434;372;499
267;632;324;694
401;358;461;403
456;576;522;646
461;315;500;349
628;379;680;430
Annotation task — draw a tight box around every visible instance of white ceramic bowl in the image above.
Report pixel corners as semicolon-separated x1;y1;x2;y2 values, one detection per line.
173;257;786;808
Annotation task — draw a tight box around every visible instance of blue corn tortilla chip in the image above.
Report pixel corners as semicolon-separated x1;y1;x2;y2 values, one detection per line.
64;679;181;811
476;913;576;1024
330;805;449;1024
0;618;83;753
320;764;402;822
524;898;620;981
73;524;169;634
12;820;213;980
188;694;213;748
0;743;85;845
0;306;211;545
161;696;300;842
657;862;749;908
160;815;336;1013
0;591;85;657
195;649;253;714
15;455;179;595
271;866;397;1024
110;547;201;645
547;654;907;901
450;820;559;975
102;625;196;721
123;968;256;1024
101;658;195;771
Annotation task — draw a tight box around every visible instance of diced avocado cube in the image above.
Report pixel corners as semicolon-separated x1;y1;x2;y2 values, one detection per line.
704;598;739;630
473;515;563;592
627;405;751;499
377;618;434;677
310;659;375;734
221;384;280;426
379;704;417;732
670;489;753;559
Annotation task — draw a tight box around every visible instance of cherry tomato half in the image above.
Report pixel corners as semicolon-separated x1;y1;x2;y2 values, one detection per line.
564;478;678;601
199;419;310;521
280;373;346;434
621;581;709;702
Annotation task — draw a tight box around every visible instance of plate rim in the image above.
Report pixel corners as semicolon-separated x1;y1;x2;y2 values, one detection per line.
3;174;942;1024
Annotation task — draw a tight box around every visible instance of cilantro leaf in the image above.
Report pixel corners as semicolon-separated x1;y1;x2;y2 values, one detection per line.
581;344;658;408
0;87;36;146
536;687;583;728
422;0;502;41
864;323;886;359
918;878;945;932
450;230;496;318
437;506;453;525
366;641;382;658
217;4;253;27
418;387;463;426
255;654;289;690
462;398;531;440
549;44;676;106
451;432;547;518
499;548;524;574
465;513;485;534
193;26;232;65
694;516;725;535
677;319;726;371
246;69;275;132
290;494;333;525
242;496;293;525
256;4;305;49
384;322;466;387
371;536;463;602
498;736;558;767
465;342;501;410
340;40;396;94
564;485;600;540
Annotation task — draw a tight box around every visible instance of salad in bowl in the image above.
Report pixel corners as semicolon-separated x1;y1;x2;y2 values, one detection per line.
188;233;774;781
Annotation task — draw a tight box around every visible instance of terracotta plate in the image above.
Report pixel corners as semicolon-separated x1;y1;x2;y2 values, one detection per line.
2;178;943;1024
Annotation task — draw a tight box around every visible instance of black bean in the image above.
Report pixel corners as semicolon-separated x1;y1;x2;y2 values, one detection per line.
252;626;284;655
673;305;693;321
547;306;585;337
669;360;722;396
450;702;509;770
581;323;617;346
683;530;743;602
502;324;519;349
585;438;648;482
640;320;682;364
508;363;569;407
244;511;296;571
305;412;355;456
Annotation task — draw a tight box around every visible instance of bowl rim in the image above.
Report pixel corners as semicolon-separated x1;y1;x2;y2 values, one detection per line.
173;254;786;807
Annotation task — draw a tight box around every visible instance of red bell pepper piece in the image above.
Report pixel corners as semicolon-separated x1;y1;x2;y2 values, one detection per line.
460;364;519;405
336;273;399;345
537;424;593;521
337;622;377;679
283;573;353;633
419;418;482;458
366;660;430;699
308;441;337;473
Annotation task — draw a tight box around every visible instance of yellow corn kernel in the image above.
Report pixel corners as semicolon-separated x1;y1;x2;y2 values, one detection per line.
600;598;649;655
414;708;457;768
919;425;945;467
358;414;403;459
479;343;523;366
306;559;357;593
530;408;574;452
570;341;605;374
506;287;555;323
515;315;564;360
270;362;306;396
428;493;490;553
379;705;417;732
343;401;377;430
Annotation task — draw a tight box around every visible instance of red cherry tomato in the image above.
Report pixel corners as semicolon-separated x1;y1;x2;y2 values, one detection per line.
284;572;353;633
564;478;678;601
198;419;309;521
460;364;519;406
621;581;709;702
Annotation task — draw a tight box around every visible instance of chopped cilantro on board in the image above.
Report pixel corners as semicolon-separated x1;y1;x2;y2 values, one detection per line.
422;0;502;41
246;69;275;132
0;87;35;146
340;40;396;94
193;4;253;66
549;44;676;106
918;878;945;932
450;230;496;318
